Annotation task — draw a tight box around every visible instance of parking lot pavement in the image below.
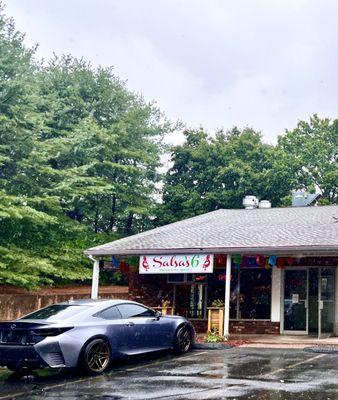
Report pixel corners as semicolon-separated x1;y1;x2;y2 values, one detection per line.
0;347;337;400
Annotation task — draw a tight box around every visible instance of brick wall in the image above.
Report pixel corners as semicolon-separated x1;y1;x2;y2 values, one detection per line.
190;319;208;333
230;320;280;334
128;268;173;307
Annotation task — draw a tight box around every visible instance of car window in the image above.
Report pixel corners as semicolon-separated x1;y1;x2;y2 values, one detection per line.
117;304;155;318
20;305;88;320
93;306;121;320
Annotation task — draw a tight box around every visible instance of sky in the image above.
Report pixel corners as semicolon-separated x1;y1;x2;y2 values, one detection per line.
5;0;338;144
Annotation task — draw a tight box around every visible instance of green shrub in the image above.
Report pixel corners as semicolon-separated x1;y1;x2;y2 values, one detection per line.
205;330;226;343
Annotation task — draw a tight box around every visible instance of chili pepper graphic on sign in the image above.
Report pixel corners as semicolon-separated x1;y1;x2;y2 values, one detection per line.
202;255;211;271
142;256;149;271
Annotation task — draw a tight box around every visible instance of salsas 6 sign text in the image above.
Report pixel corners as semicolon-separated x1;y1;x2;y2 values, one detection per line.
139;254;214;274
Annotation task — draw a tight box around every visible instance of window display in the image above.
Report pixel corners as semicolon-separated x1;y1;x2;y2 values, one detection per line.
231;267;271;320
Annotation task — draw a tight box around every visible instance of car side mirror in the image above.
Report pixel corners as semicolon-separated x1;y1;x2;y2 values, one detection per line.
155;311;161;320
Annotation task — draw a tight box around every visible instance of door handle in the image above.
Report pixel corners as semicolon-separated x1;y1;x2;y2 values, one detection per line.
125;321;135;327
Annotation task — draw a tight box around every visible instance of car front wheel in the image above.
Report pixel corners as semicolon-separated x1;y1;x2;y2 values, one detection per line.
81;338;111;374
173;325;192;354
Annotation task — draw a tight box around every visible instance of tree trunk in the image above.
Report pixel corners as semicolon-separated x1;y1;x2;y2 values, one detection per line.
125;213;134;235
107;193;116;231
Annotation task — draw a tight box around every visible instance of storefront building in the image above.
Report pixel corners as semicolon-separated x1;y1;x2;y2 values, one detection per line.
85;204;338;338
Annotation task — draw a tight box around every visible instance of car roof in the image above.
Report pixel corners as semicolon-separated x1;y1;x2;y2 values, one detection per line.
18;299;157;324
57;298;136;307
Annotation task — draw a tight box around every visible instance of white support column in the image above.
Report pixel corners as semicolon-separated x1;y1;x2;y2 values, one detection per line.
224;254;231;337
335;268;338;336
271;267;282;323
91;259;100;299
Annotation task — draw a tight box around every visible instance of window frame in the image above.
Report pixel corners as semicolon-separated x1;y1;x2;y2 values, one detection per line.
92;305;122;320
230;267;272;321
116;303;157;319
167;273;208;285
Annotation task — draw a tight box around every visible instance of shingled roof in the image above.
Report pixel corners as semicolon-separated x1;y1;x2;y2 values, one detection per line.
85;205;338;256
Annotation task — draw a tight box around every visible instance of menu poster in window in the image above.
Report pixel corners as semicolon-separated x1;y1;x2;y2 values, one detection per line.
139;254;214;274
292;294;299;304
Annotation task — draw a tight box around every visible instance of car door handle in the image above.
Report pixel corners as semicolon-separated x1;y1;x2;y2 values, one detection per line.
125;322;135;327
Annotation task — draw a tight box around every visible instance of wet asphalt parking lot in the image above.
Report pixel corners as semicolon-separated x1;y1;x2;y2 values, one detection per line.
0;347;337;400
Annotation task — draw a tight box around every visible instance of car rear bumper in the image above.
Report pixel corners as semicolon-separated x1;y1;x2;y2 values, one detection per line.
0;340;68;370
0;344;48;369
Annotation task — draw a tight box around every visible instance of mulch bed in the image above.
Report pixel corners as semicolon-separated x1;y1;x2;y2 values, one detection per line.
194;335;252;349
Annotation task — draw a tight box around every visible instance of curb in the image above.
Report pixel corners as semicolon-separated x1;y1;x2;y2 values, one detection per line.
193;343;233;350
304;346;338;354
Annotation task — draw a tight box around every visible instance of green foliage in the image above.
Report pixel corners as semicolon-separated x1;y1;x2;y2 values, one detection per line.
277;115;338;204
159;119;337;225
0;3;336;290
0;4;170;289
211;299;225;308
205;330;226;343
158;127;287;224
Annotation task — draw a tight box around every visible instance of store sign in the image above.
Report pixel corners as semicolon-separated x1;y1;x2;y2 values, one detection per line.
139;254;214;274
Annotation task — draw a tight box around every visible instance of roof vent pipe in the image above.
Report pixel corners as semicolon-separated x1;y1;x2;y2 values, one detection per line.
259;200;271;209
243;195;259;209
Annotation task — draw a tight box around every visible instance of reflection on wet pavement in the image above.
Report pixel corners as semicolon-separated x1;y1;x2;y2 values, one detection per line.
0;348;337;399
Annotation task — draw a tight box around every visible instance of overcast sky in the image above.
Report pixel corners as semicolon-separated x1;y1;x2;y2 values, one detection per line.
5;0;338;144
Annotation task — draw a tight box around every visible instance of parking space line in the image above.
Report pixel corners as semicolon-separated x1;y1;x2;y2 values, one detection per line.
261;354;326;378
123;351;207;372
0;351;207;400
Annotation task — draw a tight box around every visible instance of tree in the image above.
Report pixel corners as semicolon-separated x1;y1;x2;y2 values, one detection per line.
33;56;171;235
0;4;171;289
158;127;287;224
276;115;338;204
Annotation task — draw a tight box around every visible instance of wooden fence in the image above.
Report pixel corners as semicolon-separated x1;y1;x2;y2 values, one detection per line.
0;285;129;321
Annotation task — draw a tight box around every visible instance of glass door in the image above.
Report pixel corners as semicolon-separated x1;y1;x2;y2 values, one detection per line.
318;268;336;338
283;269;308;333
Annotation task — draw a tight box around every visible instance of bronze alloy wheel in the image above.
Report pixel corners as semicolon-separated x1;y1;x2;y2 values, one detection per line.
86;340;111;373
177;327;191;353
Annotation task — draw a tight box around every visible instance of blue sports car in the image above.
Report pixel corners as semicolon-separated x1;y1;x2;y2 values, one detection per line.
0;299;195;374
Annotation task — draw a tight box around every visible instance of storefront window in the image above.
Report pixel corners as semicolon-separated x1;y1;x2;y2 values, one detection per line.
170;268;271;320
171;274;208;319
231;267;271;320
230;270;239;319
189;284;207;318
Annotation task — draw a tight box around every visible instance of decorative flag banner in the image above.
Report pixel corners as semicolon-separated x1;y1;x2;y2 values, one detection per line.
112;256;120;268
256;255;266;268
139;254;214;274
120;261;129;275
277;257;286;269
265;257;271;270
241;256;249;268
248;257;258;268
286;257;294;266
268;255;277;267
233;254;242;265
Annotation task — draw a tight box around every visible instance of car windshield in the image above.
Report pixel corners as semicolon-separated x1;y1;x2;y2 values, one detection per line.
20;305;88;321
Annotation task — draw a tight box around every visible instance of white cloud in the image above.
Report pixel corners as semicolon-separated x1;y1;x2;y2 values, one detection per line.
5;0;338;144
